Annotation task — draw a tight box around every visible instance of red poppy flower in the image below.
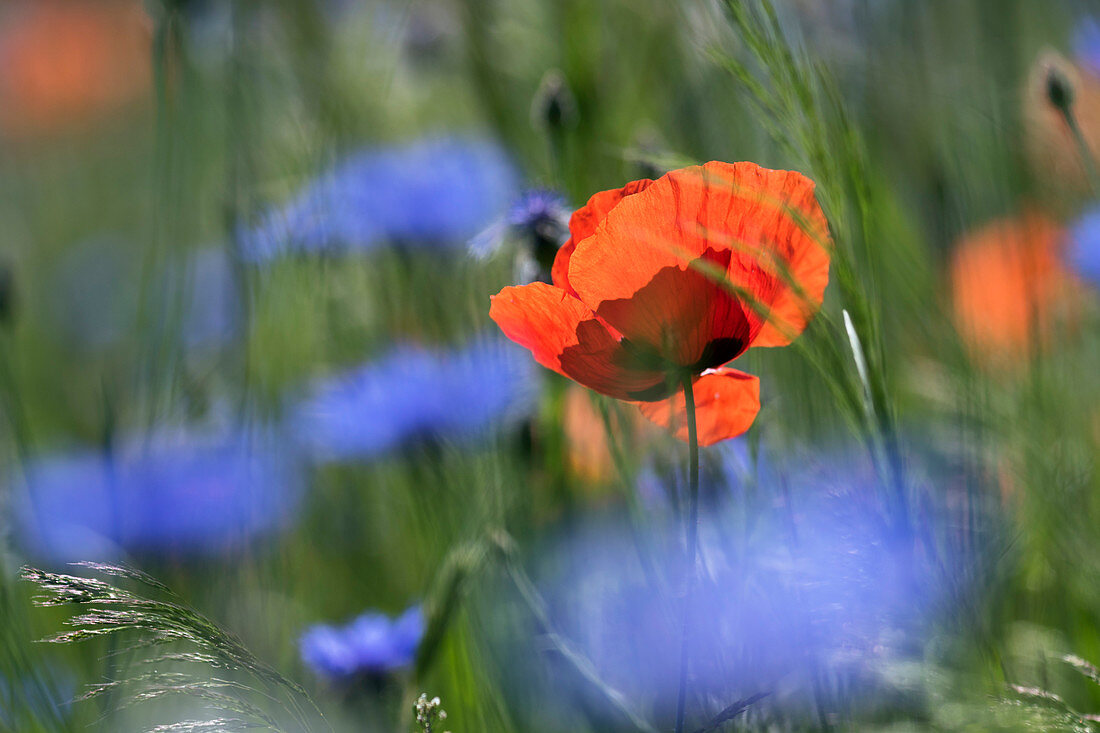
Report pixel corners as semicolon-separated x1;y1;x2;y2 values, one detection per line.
490;161;831;446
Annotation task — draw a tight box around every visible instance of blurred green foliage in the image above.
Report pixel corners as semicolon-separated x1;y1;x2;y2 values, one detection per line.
4;0;1100;731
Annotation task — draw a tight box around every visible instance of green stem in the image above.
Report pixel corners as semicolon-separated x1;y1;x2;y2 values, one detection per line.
674;374;699;733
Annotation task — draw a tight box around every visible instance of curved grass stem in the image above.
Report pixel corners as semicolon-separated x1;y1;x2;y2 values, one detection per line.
674;373;700;733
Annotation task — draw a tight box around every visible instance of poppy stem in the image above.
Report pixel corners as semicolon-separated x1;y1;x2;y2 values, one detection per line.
674;373;699;733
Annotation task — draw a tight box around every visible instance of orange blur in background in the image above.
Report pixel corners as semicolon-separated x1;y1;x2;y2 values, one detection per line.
950;211;1080;362
0;0;151;138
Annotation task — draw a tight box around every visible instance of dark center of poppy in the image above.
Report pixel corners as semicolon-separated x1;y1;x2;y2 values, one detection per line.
608;337;743;401
624;381;677;402
594;246;752;375
691;337;745;372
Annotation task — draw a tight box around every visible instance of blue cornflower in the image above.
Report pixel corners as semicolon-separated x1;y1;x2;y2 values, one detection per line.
529;446;943;709
300;605;423;680
1074;18;1100;75
288;334;537;462
241;136;519;262
469;189;571;283
13;424;303;562
298;625;361;678
1068;204;1100;286
505;189;570;235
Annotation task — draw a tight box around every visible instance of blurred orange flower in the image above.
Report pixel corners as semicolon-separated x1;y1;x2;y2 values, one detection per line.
562;385;659;485
950;211;1078;361
563;385;616;484
0;0;151;137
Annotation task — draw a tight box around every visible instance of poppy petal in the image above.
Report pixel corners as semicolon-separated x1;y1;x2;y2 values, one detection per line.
569;161;830;360
553;179;654;295
595;247;755;369
550;237;577;294
489;282;666;400
748;171;831;347
635;368;760;446
569;179;656;242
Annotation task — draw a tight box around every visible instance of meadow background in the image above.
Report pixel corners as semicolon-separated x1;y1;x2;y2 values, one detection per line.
3;0;1100;731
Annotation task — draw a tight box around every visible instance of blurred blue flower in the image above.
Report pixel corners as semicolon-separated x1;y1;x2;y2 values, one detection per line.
469;189;570;256
300;605;423;680
1069;204;1100;286
288;334;538;462
242;136;519;262
299;625;361;678
528;447;941;711
635;438;757;510
13;425;303;562
505;189;570;231
1075;18;1100;75
469;189;570;284
171;247;240;349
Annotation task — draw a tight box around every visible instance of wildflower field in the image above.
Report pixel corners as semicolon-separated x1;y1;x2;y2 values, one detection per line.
5;0;1100;731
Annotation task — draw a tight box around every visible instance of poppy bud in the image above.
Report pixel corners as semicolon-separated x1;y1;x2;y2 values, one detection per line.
1043;62;1100;192
531;69;577;133
403;9;449;63
1046;65;1075;114
1024;52;1100;194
